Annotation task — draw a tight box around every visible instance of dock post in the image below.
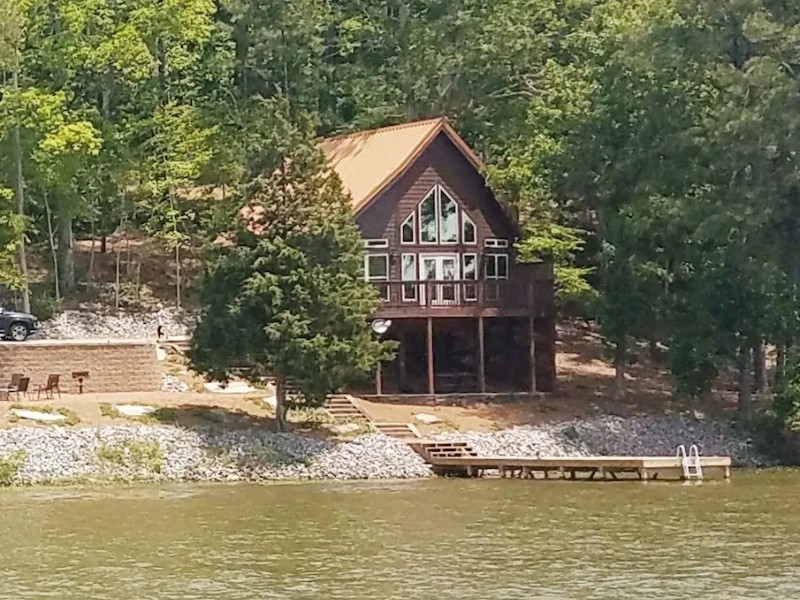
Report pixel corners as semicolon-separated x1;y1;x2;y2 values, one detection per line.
529;316;537;393
478;316;486;393
426;317;435;396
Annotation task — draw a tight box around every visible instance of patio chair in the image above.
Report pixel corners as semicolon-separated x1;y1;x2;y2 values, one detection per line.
35;374;61;400
7;373;22;391
12;376;29;401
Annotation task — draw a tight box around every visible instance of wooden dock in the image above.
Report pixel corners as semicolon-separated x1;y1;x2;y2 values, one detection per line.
408;440;732;481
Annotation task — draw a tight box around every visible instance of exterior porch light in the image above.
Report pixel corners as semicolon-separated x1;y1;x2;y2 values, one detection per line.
371;319;392;336
371;319;392;396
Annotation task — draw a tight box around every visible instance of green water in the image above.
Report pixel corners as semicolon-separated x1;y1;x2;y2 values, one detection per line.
0;471;798;599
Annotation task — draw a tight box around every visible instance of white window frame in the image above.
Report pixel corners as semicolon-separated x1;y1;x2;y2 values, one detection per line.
413;185;461;246
401;253;417;302
462;212;477;245
462;253;478;301
363;238;389;249
400;213;416;245
364;253;390;301
484;253;509;280
438;187;459;246
418;188;439;245
485;238;509;248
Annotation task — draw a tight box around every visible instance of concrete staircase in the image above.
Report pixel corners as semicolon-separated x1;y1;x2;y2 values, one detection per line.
373;422;421;440
322;395;482;474
324;395;372;425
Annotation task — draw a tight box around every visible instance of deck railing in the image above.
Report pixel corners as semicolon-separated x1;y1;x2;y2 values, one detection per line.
373;280;549;311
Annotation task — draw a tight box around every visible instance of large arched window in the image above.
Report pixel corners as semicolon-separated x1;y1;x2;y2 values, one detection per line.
400;185;475;245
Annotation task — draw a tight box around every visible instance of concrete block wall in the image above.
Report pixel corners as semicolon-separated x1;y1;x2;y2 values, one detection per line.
0;339;161;394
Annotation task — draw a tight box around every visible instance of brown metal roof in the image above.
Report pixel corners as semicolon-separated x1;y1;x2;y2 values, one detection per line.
318;117;485;214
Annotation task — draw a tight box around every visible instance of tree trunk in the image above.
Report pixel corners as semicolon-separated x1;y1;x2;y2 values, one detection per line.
777;344;787;383
738;345;753;421
12;127;29;312
88;208;96;283
135;261;141;302
275;378;288;430
612;335;626;401
43;194;60;301
169;187;182;309
101;236;107;254
115;225;122;312
11;48;30;313
175;242;181;309
57;206;75;297
125;232;131;277
753;341;767;393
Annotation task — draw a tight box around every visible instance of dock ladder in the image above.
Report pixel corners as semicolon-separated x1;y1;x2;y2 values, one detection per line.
676;444;703;480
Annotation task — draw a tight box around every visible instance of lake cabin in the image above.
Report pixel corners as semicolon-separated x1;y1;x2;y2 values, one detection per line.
319;118;556;397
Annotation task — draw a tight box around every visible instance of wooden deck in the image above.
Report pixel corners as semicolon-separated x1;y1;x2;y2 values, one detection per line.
425;454;732;481
402;441;732;481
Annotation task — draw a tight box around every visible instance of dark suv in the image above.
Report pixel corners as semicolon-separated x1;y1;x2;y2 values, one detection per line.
0;308;39;341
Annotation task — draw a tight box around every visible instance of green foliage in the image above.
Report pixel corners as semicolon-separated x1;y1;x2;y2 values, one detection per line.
189;131;394;418
518;221;595;303
29;290;62;320
2;0;800;443
0;450;25;486
96;440;163;474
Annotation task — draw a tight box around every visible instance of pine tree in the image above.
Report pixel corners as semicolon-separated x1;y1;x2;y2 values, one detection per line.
189;136;393;429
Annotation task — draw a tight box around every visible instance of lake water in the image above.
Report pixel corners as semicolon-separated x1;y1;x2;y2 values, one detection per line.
0;471;798;599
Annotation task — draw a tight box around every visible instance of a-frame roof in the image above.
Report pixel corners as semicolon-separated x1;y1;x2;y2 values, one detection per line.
318;117;486;214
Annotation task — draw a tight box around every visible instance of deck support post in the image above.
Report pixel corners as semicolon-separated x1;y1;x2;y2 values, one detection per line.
397;329;407;389
478;316;486;393
375;363;382;396
426;317;435;396
529;316;537;393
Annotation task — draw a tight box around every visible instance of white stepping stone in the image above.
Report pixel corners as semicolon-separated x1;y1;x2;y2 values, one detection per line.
115;405;156;417
11;409;66;422
203;381;256;394
415;413;441;424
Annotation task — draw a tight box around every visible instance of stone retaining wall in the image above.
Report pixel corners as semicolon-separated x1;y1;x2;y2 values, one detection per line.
0;339;160;393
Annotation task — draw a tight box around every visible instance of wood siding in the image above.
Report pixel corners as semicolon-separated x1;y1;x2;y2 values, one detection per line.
356;132;518;278
356;131;551;320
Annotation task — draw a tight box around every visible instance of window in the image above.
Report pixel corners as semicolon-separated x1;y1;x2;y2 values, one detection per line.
439;189;458;243
462;213;476;245
401;254;417;301
408;185;462;245
419;190;437;243
364;254;389;301
363;239;389;248
401;213;415;244
485;238;509;248
484;253;509;279
463;254;477;301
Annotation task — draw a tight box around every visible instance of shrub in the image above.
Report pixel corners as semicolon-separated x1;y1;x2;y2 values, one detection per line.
96;440;163;474
30;291;62;321
0;451;25;486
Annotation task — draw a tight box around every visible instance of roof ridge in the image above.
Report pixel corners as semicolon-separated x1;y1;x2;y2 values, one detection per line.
320;117;446;144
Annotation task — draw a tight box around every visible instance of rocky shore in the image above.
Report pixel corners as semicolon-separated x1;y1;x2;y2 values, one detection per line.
0;414;767;486
439;414;767;467
0;427;432;485
40;310;193;340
